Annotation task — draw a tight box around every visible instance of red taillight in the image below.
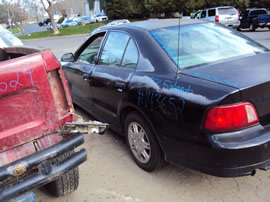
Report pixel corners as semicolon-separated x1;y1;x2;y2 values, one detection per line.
215;15;219;23
238;15;240;21
204;102;259;132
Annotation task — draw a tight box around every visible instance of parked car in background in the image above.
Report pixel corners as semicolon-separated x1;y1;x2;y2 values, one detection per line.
61;19;270;178
91;14;108;22
77;16;95;25
47;22;62;31
0;25;23;48
38;18;51;26
61;19;78;28
106;19;130;26
198;6;240;28
238;8;270;31
89;19;130;36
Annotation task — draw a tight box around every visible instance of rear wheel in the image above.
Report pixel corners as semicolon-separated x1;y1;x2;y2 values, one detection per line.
45;151;79;197
249;23;256;32
124;112;164;172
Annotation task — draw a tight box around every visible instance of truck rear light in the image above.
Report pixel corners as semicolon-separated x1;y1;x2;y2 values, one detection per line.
204;102;259;132
215;15;219;23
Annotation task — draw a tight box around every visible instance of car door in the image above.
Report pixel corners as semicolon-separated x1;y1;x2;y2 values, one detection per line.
207;9;216;22
90;31;139;126
240;11;249;28
63;33;105;109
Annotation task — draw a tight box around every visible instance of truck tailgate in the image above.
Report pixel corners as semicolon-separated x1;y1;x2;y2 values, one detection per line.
0;53;60;152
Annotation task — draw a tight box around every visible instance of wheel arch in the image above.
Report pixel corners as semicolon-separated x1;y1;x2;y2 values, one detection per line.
119;104;165;154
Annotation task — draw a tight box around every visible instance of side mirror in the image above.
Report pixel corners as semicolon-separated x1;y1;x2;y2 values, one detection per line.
61;53;75;62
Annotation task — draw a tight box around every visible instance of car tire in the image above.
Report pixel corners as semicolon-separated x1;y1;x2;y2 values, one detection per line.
124;112;164;172
249;23;255;32
45;151;79;197
237;27;241;31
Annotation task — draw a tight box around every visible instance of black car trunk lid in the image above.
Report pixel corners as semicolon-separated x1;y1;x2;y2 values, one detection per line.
185;52;270;124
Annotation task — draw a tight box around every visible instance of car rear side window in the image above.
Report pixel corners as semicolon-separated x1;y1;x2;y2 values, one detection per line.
208;9;216;17
99;32;130;67
218;7;237;15
121;39;138;69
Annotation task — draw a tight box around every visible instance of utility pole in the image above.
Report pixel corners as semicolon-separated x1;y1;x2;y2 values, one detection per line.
80;0;86;26
7;6;11;28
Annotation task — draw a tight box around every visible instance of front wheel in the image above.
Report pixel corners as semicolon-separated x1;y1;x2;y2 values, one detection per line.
125;112;164;172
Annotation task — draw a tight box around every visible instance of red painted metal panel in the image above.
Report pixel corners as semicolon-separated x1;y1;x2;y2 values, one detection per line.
0;52;60;152
0;133;62;167
41;50;61;72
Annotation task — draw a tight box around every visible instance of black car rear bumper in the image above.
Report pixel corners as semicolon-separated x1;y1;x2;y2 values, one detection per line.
0;133;87;201
160;124;270;177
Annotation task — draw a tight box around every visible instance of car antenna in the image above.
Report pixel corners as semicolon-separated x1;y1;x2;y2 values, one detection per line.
176;12;181;79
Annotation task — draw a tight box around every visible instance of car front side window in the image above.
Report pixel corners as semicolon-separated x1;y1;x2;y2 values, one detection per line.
201;11;206;18
99;32;130;67
77;35;104;64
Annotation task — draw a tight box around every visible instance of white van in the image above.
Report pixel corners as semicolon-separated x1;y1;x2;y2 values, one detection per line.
199;6;240;28
0;25;23;48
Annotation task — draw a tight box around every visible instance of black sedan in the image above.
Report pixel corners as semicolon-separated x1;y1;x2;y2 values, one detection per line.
61;19;270;177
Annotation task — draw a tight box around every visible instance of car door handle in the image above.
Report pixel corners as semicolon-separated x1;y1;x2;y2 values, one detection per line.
115;82;126;92
83;74;91;81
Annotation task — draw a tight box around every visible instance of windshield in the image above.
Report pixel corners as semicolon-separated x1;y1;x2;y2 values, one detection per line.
218;7;237;15
149;23;267;69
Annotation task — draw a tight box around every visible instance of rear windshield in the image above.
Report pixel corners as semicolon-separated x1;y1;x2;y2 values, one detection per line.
218;7;237;15
250;10;267;15
149;23;267;69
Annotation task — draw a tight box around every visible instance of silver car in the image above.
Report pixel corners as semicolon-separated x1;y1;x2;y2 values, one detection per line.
199;6;240;28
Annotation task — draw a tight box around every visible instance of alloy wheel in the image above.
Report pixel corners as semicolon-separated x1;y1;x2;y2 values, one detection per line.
128;122;151;164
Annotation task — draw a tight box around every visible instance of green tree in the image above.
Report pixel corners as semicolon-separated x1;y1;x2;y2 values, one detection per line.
144;0;185;17
106;0;135;19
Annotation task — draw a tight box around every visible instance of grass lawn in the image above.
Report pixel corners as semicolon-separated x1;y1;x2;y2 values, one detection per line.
19;22;107;40
10;27;21;34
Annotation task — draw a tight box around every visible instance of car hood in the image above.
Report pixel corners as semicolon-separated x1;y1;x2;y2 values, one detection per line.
184;52;270;90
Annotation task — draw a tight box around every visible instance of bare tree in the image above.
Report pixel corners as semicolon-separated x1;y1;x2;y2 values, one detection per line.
53;0;72;17
0;5;8;25
27;0;44;23
8;2;27;35
40;0;59;34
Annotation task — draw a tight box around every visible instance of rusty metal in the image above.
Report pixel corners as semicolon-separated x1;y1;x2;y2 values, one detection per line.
61;121;108;135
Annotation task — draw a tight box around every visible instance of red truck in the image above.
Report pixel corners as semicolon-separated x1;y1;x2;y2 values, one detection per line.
0;46;107;201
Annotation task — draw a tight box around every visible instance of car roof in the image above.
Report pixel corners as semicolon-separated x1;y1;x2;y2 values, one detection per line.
106;19;207;31
202;6;235;10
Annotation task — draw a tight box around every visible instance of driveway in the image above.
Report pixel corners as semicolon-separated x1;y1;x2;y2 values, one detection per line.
22;30;270;202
